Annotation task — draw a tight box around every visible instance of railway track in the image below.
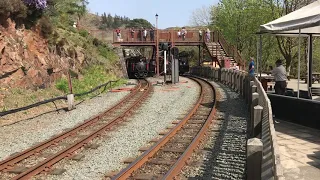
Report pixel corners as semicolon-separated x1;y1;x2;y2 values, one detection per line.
0;79;151;180
111;76;216;180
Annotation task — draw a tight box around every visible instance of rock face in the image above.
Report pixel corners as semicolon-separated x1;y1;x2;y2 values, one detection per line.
0;19;86;89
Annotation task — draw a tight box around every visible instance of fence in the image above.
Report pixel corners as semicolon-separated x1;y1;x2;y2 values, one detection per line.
191;66;284;180
0;80;119;117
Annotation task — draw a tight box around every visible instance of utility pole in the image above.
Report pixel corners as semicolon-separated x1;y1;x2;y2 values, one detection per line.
164;50;167;83
155;14;159;77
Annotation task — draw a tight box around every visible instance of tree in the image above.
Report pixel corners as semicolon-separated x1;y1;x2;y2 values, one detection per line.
189;5;212;26
125;18;152;28
211;0;318;75
269;0;314;75
0;0;28;26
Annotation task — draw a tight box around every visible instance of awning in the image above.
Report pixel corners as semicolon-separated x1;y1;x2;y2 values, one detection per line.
260;0;320;36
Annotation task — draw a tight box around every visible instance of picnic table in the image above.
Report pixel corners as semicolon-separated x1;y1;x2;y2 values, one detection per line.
258;75;274;91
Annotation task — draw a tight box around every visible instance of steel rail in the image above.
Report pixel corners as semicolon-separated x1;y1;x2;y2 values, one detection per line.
11;80;151;180
112;76;214;180
163;76;217;179
0;80;142;172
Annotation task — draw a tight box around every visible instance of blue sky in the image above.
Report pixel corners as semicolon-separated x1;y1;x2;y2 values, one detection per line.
87;0;218;29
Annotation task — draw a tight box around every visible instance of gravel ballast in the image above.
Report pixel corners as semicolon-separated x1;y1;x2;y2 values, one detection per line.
181;81;248;180
0;80;137;161
44;76;200;180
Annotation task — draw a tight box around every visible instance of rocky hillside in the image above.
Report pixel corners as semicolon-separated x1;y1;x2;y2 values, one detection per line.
0;18;122;90
1;19;72;89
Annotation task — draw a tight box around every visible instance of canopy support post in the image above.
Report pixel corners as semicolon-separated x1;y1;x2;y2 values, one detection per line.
297;29;301;99
308;35;313;90
259;35;262;78
256;36;259;75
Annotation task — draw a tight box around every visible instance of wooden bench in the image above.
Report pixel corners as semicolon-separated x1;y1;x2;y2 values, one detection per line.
310;87;320;96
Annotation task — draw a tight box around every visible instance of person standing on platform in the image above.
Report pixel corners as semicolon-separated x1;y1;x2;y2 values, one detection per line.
150;28;154;41
115;29;121;41
199;29;203;41
248;57;255;77
130;28;135;41
177;30;181;39
143;28;147;41
181;27;187;41
271;59;287;95
205;28;211;42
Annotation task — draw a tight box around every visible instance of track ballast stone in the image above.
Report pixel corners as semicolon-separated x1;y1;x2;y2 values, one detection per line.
43;76;200;180
0;80;136;161
181;81;248;180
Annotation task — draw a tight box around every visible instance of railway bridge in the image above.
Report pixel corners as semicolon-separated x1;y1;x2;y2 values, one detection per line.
112;29;246;76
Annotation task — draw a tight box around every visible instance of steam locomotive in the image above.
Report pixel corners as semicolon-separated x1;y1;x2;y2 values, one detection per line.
124;48;189;79
126;56;155;78
179;55;190;75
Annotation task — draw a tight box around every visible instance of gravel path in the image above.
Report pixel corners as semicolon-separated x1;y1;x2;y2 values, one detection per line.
44;76;200;180
0;80;137;161
181;81;248;180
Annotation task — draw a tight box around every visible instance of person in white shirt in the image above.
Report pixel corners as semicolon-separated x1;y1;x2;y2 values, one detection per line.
271;59;287;95
177;30;181;39
206;28;211;42
199;29;203;41
143;28;147;41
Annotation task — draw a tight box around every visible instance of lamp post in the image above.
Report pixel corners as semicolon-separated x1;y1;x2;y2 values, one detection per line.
155;13;159;77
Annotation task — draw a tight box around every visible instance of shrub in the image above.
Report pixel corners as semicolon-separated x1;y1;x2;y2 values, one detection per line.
98;45;109;59
97;45;118;62
38;16;53;38
98;24;108;30
55;78;68;93
79;29;88;38
67;47;76;57
0;0;28;27
92;38;101;47
68;26;77;33
57;38;67;48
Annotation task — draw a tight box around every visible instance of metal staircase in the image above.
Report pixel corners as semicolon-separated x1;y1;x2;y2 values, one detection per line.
204;31;245;70
204;42;236;68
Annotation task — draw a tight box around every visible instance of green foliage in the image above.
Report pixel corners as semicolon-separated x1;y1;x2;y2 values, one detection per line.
38;16;53;38
55;78;69;93
69;65;126;97
125;18;153;28
79;29;88;37
211;0;316;74
92;38;101;46
178;47;202;67
97;45;118;62
0;0;28;27
100;13;130;29
45;0;88;28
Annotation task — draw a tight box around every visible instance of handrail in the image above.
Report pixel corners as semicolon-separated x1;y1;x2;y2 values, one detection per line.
216;31;246;70
112;28;246;70
0;79;120;117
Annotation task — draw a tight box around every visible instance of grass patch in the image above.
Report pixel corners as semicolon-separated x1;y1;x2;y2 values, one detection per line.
0;87;64;111
55;65;127;100
97;45;118;63
55;79;69;93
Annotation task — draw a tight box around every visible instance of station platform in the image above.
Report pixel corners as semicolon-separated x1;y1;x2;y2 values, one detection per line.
274;119;320;179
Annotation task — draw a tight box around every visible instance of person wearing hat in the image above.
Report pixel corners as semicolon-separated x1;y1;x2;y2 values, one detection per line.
271;59;287;95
